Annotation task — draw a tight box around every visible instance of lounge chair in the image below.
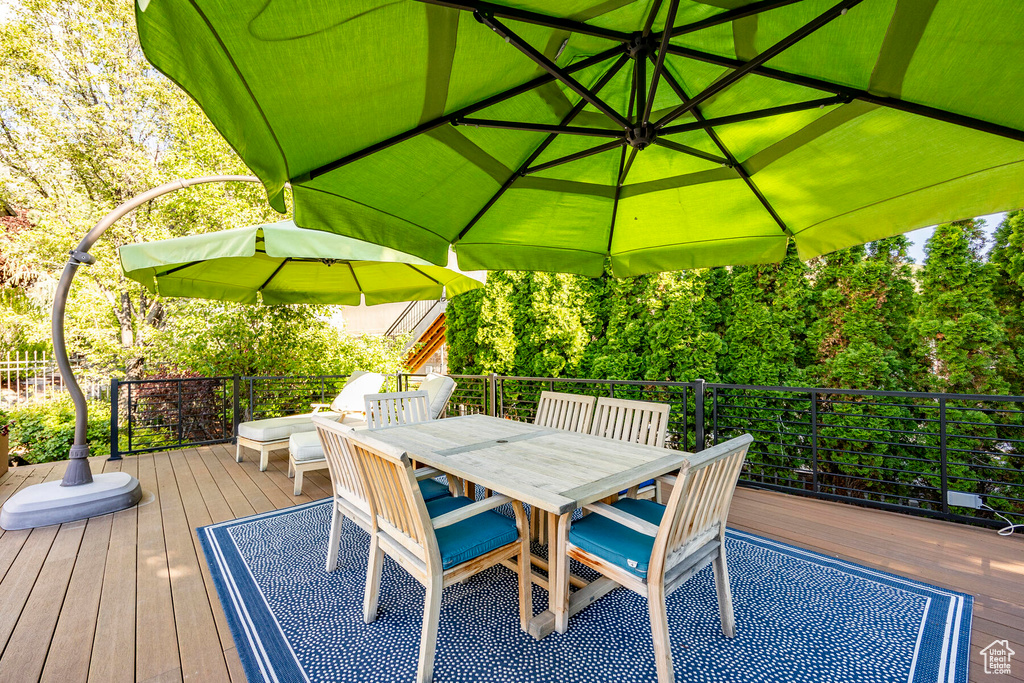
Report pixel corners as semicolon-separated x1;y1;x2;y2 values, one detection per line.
236;370;385;472
288;374;457;495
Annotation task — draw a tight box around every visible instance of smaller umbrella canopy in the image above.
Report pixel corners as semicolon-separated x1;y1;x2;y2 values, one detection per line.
118;220;484;305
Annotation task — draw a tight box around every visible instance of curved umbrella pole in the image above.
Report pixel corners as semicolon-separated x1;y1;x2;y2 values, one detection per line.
55;175;262;487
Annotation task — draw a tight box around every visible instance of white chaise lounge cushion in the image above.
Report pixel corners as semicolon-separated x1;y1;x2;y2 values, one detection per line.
330;370;387;414
238;412;339;442
419;373;457;418
289;416;368;463
289;431;325;462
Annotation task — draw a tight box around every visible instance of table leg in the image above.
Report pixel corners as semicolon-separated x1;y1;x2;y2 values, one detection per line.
551;512;571;634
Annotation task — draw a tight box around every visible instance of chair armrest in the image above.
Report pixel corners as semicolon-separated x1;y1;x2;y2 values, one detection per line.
414;466;443;481
582;502;660;537
432;494;512;530
310;403;332;413
656;474;677;487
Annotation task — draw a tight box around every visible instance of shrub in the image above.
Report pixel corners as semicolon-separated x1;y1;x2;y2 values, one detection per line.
5;396;110;464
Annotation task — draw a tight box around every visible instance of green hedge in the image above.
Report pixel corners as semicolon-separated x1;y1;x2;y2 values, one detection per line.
2;397;110;464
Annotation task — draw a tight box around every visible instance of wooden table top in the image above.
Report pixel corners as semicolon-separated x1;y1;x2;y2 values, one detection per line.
366;414;690;515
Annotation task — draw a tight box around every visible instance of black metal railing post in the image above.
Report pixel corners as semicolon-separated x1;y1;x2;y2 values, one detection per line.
712;386;719;446
109;377;120;460
939;397;948;515
694;379;705;452
248;378;255;422
177;379;183;447
489;373;498;417
232;375;240;440
810;389;818;494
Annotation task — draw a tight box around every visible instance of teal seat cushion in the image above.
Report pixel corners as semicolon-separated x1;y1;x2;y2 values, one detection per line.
418;478;450;502
425;496;519;570
568;498;666;578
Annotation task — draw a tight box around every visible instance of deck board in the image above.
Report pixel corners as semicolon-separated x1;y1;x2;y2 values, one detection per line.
0;447;1019;682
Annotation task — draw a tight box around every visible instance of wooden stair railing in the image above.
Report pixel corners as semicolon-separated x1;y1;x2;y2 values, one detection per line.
405;312;446;372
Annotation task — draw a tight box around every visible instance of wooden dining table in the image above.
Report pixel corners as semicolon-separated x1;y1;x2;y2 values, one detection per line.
365;413;691;639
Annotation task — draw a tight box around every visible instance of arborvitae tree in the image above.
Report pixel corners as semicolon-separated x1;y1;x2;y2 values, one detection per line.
914;220;1011;394
467;271;520;374
586;273;659;380
513;272;590;378
642;270;722;382
808;237;923;391
717;242;812;387
989;211;1024;394
445;289;484;374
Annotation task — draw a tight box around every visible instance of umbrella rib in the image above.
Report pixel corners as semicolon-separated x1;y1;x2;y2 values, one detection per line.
453;119;621;139
665;45;1024;144
665;0;807;39
609;144;628;254
642;0;665;38
412;0;632;42
257;258;290;292
454;53;630;243
654;139;730;166
659;96;850;135
642;0;679;127
346;262;363;293
155;260;203;278
522;140;626;176
408;264;445;287
653;0;865;130
302;45;625;181
657;65;791;236
475;13;630;130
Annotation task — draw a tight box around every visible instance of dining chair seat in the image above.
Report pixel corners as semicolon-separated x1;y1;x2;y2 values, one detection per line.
568;498;665;578
419;478;452;503
426;496;520;570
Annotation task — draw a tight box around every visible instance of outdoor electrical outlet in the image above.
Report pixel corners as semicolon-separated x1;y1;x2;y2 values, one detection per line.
946;491;984;509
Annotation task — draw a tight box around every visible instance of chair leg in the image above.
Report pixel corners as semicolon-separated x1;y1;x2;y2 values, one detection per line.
259;446;270;472
713;550;736;637
325;503;344;572
235;441;244;463
416;574;444;683
363;534;384;623
648;583;676;683
293;468;304;496
287;457;294;478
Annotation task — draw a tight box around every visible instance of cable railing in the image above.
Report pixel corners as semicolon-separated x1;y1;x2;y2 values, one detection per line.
110;372;1024;530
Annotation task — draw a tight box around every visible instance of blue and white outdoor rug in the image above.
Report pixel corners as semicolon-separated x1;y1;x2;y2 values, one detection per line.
199;498;972;683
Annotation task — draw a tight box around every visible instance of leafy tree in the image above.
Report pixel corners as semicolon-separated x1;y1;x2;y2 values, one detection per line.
989;211;1024;394
914;220;1011;394
0;0;276;374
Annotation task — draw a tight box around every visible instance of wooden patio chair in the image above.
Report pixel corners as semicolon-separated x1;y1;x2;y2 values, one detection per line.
346;428;533;683
312;415;454;572
534;390;597;433
590;396;671;500
365;390;432;429
565;434;753;683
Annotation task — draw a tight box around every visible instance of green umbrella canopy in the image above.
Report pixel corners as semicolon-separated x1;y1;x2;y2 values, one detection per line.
118;220;484;305
135;1;1024;277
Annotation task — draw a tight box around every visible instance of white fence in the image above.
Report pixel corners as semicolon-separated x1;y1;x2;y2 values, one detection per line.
0;350;106;408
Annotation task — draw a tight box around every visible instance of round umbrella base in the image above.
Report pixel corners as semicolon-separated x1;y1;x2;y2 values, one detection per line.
0;472;142;530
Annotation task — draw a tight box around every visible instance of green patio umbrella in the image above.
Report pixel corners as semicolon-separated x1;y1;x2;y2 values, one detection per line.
118;220;484;305
135;1;1024;277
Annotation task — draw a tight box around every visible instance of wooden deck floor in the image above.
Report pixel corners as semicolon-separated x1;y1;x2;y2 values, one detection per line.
0;446;1020;682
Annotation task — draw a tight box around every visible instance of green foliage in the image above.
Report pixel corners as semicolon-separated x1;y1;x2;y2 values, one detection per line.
5;396;109;464
146;300;408;378
989;211;1024;394
914;220;1012;394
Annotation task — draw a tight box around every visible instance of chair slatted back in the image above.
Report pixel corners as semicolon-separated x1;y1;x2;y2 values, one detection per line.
312;416;368;512
590;397;670;448
534;391;597;433
653;435;752;574
346;430;439;569
365;390;432;430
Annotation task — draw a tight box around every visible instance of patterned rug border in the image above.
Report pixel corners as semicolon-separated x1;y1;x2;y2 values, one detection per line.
198;498;973;683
